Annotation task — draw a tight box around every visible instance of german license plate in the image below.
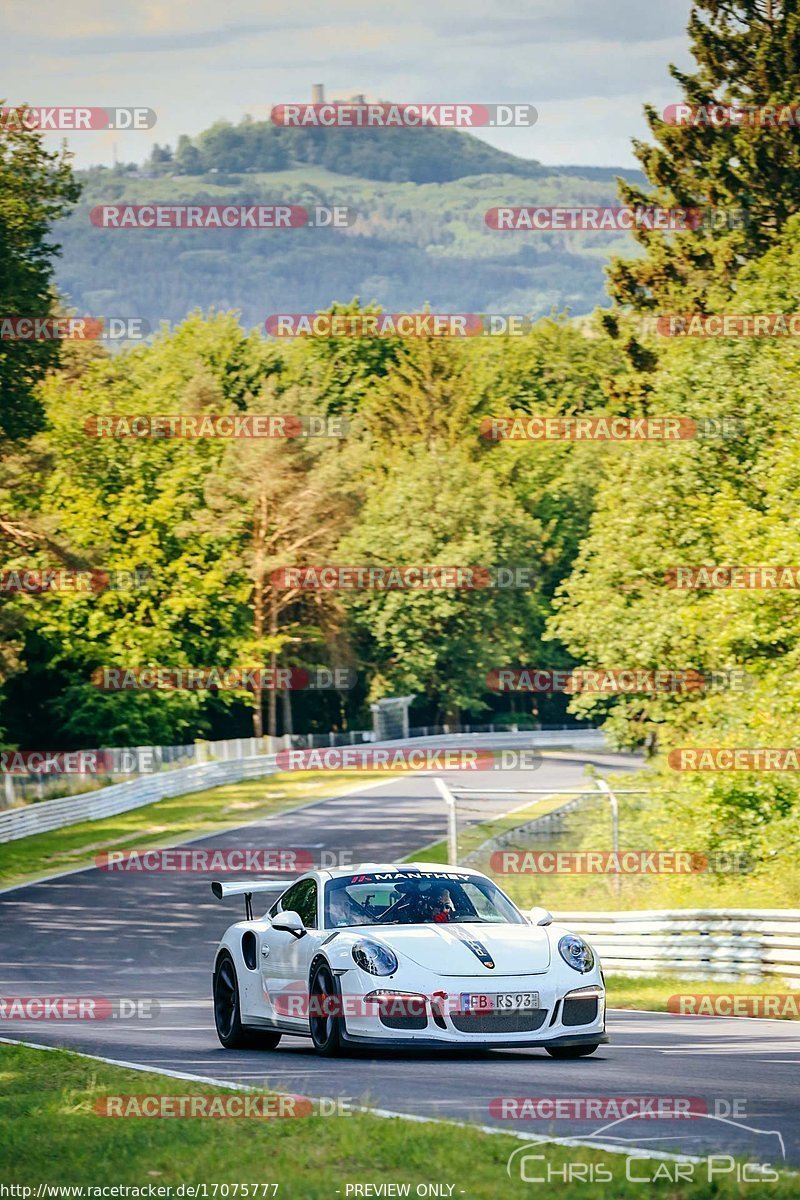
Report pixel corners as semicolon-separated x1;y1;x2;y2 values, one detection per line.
460;991;539;1013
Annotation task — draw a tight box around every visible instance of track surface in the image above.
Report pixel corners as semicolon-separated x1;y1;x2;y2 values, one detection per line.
1;751;798;1167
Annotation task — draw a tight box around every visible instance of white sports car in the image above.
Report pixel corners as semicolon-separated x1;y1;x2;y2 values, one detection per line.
211;863;606;1057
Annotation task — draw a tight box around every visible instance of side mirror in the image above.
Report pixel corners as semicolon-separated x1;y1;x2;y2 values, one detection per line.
272;910;306;938
529;906;553;926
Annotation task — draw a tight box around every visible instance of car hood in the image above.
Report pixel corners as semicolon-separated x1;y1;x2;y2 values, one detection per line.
373;922;551;976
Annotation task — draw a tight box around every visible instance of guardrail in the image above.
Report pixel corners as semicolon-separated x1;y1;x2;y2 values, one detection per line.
554;909;800;983
0;727;609;845
0;723;598;808
0;754;280;844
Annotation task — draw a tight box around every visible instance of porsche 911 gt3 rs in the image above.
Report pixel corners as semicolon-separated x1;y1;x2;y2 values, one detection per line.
211;862;607;1056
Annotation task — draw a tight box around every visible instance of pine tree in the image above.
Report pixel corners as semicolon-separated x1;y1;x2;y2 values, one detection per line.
608;1;800;311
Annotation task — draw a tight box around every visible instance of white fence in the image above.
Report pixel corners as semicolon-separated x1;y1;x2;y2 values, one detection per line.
556;909;800;983
1;735;273;808
0;754;280;844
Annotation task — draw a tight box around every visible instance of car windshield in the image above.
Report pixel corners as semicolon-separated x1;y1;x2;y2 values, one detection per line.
324;871;525;928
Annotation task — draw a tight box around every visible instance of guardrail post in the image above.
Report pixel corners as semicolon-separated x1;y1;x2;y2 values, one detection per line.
595;778;621;897
435;777;458;866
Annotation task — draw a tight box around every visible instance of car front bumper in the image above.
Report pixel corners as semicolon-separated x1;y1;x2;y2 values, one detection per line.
336;971;606;1048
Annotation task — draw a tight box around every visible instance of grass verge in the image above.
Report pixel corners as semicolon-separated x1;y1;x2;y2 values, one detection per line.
0;1042;793;1196
606;974;800;1019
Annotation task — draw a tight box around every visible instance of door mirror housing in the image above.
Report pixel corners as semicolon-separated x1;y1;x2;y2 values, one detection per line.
529;906;553;926
271;910;306;938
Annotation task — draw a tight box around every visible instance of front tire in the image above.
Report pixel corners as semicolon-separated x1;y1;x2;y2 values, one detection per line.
214;952;282;1050
309;961;344;1057
545;1043;600;1059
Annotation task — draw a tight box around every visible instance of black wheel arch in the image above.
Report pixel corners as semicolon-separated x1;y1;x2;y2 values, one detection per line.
214;946;236;975
308;954;345;1022
308;952;334;985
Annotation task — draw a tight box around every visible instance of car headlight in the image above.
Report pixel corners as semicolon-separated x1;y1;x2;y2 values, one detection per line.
558;934;595;974
352;940;398;976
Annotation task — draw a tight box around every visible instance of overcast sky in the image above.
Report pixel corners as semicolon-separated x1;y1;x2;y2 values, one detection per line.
2;0;696;169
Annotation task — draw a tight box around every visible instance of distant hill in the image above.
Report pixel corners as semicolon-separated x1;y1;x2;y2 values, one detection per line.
55;119;648;331
550;164;647;184
159;119;558;184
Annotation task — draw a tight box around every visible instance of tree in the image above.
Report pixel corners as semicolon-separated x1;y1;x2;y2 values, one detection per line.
0;109;79;739
0;105;80;444
3;314;273;745
608;1;800;312
338;337;547;720
3;313;357;745
185;380;354;737
173;135;204;176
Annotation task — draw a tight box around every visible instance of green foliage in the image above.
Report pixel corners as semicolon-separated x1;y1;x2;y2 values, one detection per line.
609;0;800;310
0;308;617;744
173;117;553;184
550;218;800;856
0;106;80;442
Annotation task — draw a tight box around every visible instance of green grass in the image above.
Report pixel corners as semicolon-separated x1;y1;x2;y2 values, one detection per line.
0;1042;793;1196
606;974;800;1018
0;769;383;890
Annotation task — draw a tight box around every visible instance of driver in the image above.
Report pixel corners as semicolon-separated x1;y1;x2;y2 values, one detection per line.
328;888;362;927
429;886;455;923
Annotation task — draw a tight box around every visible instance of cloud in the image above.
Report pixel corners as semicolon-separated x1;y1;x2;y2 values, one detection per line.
0;0;695;167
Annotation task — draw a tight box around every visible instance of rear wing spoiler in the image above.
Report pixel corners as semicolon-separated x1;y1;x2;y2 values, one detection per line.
211;878;286;919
